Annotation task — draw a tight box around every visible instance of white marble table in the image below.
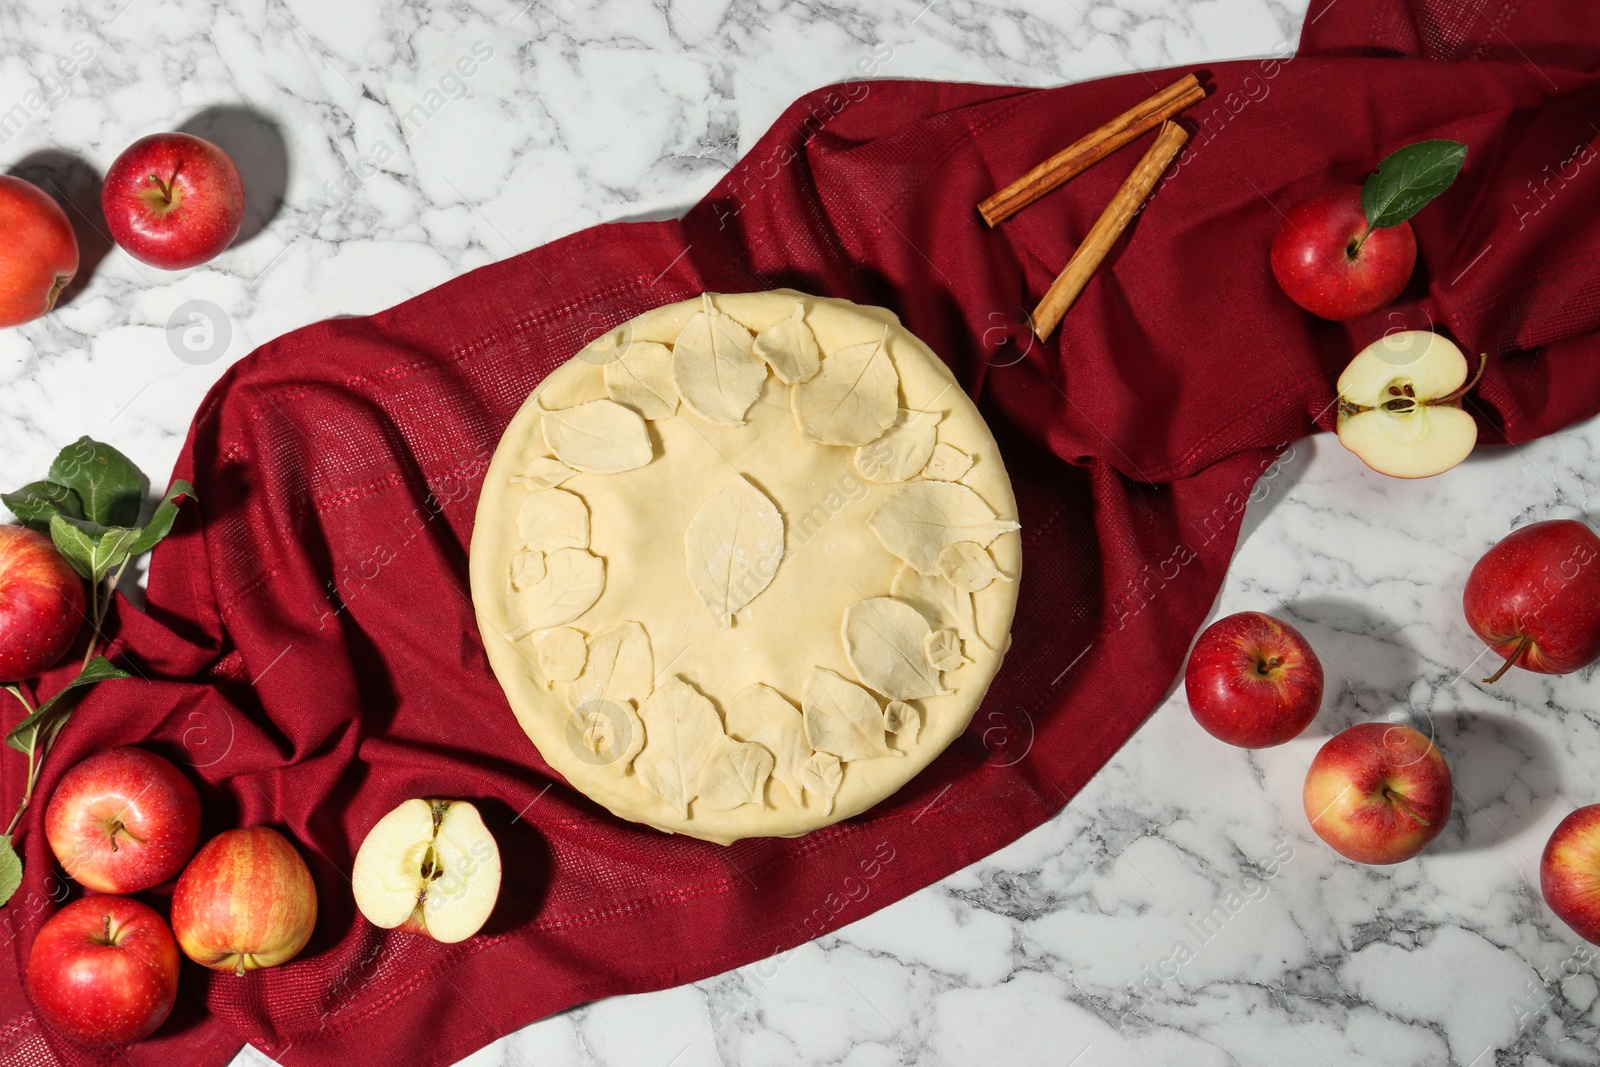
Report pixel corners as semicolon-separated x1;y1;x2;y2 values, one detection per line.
8;1;1598;1064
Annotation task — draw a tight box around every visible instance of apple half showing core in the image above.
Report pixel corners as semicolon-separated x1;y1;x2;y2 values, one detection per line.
1335;331;1484;479
352;799;501;944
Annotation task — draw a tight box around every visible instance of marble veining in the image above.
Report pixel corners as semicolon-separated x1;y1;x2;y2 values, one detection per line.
13;1;1600;1065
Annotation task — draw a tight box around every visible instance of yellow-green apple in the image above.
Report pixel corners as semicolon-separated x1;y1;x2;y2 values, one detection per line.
171;826;317;975
1464;519;1600;684
26;896;179;1047
0;525;85;682
352;799;500;944
1184;611;1324;747
0;175;78;327
1303;722;1452;863
1270;185;1415;320
45;746;200;893
101;133;243;270
1335;331;1483;478
1541;805;1600;945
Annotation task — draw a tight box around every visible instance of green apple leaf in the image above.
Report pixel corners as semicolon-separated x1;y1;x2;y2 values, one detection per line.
1362;140;1468;230
47;513;100;580
47;515;140;583
1;481;84;533
5;657;131;756
0;836;21;908
47;437;144;528
125;480;196;556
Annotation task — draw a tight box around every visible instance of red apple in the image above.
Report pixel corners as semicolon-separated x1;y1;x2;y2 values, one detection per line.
101;133;243;270
1464;519;1600;684
1542;805;1600;945
1270;185;1417;321
172;826;317;975
26;896;179;1047
1303;722;1452;864
0;175;78;328
45;746;201;894
1184;611;1324;747
0;525;85;682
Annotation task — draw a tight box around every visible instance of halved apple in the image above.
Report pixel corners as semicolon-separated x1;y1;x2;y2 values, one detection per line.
1335;331;1484;479
351;799;501;944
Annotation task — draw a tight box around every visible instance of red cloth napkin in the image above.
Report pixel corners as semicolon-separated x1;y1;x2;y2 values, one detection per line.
4;2;1599;1063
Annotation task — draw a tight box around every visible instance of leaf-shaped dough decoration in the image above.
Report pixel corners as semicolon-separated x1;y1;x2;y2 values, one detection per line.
671;295;766;427
541;399;652;473
855;409;940;484
517;487;589;552
564;621;653;710
791;326;899;446
924;628;966;673
568;697;645;776
507;548;605;637
920;443;973;482
798;751;843;814
511;457;577;489
867;481;1019;576
937;541;1011;593
603;339;679;420
727;684;812;808
684;474;785;626
538;627;587;684
802;667;898;761
634;678;725;817
508;550;546;591
883;700;922;744
752;302;821;384
697;734;775;810
892;563;985;651
841;596;946;700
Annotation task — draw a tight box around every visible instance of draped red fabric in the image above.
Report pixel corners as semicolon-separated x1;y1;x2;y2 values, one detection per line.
3;2;1597;1063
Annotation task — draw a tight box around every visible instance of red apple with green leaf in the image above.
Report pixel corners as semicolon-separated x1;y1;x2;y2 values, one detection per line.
1272;140;1466;320
1303;722;1452;864
0;175;78;328
1542;805;1600;946
1184;611;1323;747
1464;519;1600;684
102;132;244;270
26;896;180;1047
0;525;85;683
45;746;201;893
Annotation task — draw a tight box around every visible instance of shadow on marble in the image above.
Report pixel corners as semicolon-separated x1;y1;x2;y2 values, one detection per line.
179;105;289;245
1282;594;1421;739
610;202;697;225
1235;433;1317;555
6;150;113;310
1427;708;1558;854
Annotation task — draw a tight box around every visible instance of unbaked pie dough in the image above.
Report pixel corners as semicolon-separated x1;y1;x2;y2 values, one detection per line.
469;290;1021;844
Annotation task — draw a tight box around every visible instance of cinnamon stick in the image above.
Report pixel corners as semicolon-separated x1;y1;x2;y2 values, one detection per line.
979;73;1204;227
1030;120;1189;341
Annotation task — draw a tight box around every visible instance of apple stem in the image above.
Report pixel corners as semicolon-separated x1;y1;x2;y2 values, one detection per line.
235;957;245;978
1482;633;1532;684
1437;352;1489;406
1348;224;1373;258
1383;787;1430;827
149;174;173;204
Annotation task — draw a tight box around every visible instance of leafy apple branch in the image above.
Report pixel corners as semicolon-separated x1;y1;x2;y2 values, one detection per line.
0;437;196;906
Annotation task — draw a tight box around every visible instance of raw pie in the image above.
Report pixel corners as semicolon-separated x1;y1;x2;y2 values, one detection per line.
469;290;1021;844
